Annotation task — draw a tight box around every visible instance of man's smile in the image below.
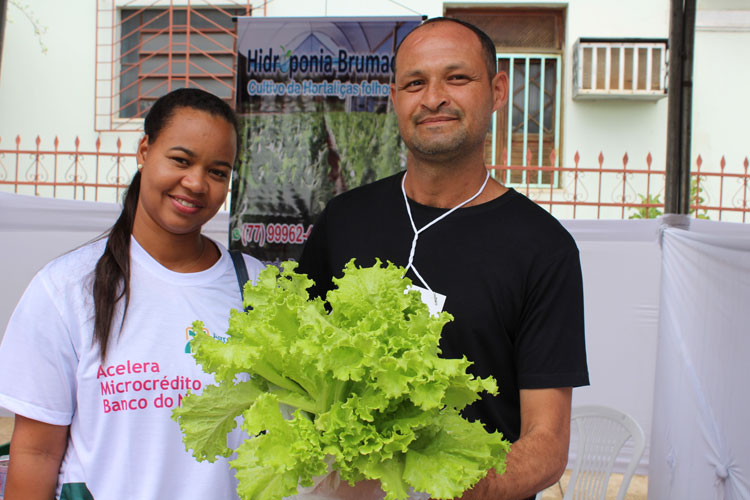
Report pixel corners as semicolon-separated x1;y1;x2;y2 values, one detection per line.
417;114;460;127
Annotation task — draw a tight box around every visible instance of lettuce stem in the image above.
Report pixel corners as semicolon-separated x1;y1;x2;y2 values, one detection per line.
316;378;352;414
253;360;307;396
274;390;317;414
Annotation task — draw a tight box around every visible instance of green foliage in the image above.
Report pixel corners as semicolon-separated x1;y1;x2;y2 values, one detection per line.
173;261;509;500
689;178;710;219
628;177;710;220
8;0;48;54
629;193;663;220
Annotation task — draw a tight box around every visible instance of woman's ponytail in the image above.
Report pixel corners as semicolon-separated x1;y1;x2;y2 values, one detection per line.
92;170;140;360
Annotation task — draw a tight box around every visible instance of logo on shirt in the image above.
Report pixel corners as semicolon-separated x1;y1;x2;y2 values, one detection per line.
185;324;229;353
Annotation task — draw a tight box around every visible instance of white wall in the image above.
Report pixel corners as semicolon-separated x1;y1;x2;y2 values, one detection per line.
3;0;747;156
563;0;670;178
0;0;673;161
692;11;750;175
264;0;439;17
4;1;748;214
0;1;114;149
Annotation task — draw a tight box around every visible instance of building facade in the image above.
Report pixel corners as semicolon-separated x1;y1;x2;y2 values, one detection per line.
0;0;748;220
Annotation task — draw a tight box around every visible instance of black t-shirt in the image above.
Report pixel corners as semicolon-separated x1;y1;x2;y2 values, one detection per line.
298;172;589;442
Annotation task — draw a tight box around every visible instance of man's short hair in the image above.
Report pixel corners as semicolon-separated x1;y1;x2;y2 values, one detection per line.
393;17;497;80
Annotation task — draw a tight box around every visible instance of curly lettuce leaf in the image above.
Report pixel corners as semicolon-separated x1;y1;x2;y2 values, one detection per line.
232;393;329;500
172;374;263;462
173;260;510;500
403;413;511;499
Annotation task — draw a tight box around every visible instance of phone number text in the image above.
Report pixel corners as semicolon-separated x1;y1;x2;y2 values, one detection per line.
240;222;313;247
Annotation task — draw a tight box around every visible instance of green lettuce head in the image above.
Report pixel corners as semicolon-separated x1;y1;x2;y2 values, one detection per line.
173;259;510;500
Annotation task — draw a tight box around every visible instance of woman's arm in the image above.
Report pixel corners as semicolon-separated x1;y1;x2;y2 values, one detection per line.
4;414;69;500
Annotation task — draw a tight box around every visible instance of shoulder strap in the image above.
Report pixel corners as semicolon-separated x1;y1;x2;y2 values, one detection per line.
229;249;251;312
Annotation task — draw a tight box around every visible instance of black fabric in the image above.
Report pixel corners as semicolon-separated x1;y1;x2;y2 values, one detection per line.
229;249;251;312
298;172;589;442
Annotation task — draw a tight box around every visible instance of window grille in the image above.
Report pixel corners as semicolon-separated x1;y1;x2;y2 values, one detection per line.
489;54;562;187
573;38;668;100
95;2;252;131
119;7;241;118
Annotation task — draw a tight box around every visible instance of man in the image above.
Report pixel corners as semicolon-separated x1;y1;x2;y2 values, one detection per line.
298;17;589;500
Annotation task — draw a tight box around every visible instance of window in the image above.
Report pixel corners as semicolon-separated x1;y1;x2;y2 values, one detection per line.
445;8;564;186
118;6;246;119
495;54;561;186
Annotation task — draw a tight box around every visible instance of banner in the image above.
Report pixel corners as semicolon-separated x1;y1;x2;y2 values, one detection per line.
230;16;422;264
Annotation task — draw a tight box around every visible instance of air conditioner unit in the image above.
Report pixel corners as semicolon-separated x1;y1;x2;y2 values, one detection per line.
573;38;669;100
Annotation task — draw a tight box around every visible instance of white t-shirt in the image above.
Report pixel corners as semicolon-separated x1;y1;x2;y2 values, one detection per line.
0;236;264;500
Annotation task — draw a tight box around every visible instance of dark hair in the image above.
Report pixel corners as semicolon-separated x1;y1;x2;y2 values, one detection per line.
393;17;497;80
92;88;239;360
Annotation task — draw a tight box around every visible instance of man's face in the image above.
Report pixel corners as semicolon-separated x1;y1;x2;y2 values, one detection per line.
390;22;507;163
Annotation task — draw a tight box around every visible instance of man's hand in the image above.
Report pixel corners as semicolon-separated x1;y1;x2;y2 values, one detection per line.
453;387;572;500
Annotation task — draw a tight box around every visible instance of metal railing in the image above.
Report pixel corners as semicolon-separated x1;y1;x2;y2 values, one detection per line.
0;135;135;203
490;150;749;222
1;136;748;222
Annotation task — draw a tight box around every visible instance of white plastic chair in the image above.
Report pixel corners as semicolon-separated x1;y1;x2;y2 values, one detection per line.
561;405;646;500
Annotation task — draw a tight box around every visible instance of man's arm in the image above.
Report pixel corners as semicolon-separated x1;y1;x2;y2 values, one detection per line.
458;387;572;500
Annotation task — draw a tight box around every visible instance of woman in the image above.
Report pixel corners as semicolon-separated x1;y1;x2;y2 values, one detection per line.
0;88;263;500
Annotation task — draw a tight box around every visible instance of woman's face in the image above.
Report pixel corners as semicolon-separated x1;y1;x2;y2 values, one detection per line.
134;107;236;240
